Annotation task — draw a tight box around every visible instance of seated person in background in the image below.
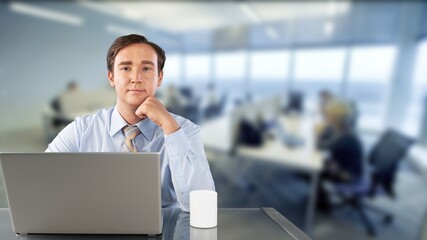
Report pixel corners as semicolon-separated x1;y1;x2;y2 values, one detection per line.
46;34;215;212
316;100;364;212
315;90;358;149
50;81;80;127
51;81;79;113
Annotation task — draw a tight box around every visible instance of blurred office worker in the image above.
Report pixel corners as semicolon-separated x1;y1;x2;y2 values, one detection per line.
315;90;358;149
50;81;80;115
49;81;81;129
45;34;215;212
316;100;364;211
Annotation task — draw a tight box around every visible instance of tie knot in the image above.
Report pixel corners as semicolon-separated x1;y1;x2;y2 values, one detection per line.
123;125;141;141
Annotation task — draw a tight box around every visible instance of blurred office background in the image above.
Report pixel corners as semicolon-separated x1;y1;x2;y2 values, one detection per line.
1;1;427;239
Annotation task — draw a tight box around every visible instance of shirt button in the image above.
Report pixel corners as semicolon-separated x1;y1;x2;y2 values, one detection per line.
168;143;173;148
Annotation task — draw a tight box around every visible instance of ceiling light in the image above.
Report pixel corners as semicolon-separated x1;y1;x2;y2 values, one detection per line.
239;3;260;23
327;1;337;16
77;1;118;17
10;2;83;26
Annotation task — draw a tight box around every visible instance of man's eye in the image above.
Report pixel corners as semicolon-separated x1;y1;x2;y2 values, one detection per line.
143;66;152;71
121;67;131;71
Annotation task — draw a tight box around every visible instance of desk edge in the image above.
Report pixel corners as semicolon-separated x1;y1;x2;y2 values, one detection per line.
262;207;311;240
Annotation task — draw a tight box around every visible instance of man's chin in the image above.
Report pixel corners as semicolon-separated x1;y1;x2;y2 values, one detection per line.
127;96;147;107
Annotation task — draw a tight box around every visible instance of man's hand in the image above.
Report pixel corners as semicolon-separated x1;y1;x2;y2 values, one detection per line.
135;96;180;135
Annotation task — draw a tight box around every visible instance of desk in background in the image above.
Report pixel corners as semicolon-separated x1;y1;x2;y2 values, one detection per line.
0;208;310;240
201;114;324;236
201;114;323;171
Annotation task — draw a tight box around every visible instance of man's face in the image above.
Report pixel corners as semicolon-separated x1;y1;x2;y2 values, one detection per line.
108;43;163;108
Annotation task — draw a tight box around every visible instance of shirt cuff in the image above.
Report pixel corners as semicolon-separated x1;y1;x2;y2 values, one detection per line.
164;128;192;158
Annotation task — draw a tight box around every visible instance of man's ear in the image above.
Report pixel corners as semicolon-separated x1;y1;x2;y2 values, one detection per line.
108;71;115;87
157;71;164;87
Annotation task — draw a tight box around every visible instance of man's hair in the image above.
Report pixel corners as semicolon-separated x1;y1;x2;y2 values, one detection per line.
106;34;166;74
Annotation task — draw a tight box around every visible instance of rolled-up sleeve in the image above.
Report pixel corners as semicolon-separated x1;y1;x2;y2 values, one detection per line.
164;125;215;212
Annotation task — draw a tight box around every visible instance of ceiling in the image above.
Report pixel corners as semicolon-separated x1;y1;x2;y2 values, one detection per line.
78;1;352;33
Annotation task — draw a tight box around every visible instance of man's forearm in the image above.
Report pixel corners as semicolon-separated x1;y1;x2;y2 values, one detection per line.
164;129;215;211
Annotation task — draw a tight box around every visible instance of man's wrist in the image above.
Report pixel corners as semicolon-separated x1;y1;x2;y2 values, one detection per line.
162;115;180;135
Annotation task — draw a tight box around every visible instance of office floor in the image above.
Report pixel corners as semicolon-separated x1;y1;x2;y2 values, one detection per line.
1;127;426;240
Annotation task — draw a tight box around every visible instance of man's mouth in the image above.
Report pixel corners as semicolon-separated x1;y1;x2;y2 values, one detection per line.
129;89;146;93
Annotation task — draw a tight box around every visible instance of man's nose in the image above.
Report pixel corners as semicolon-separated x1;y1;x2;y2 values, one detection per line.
131;71;143;83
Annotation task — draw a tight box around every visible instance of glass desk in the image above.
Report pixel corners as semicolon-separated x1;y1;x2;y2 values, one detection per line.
0;208;310;240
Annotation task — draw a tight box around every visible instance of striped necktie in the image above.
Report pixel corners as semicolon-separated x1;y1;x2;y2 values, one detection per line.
122;125;141;152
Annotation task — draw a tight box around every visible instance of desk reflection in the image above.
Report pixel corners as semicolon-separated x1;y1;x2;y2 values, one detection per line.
171;211;217;240
13;209;216;240
190;226;217;240
15;209;191;240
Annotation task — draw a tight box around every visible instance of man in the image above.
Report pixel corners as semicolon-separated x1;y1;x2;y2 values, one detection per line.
46;34;215;212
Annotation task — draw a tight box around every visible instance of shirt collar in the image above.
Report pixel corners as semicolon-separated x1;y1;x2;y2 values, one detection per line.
109;106;157;141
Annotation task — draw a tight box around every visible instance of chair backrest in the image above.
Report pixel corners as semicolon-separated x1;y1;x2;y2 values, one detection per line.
368;130;414;197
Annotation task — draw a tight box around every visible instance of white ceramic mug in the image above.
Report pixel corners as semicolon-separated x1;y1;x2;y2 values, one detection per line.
190;190;217;228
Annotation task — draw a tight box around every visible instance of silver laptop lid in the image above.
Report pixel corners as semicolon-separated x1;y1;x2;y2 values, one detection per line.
0;152;162;235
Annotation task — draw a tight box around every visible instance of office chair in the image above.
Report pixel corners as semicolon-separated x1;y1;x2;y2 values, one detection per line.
331;130;414;236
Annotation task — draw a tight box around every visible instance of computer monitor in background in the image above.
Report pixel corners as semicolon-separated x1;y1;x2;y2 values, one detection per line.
284;91;304;114
231;96;281;149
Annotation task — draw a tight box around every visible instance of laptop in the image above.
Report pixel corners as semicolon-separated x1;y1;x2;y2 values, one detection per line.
0;152;162;236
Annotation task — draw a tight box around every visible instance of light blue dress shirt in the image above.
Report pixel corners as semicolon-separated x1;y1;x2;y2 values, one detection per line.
46;106;215;211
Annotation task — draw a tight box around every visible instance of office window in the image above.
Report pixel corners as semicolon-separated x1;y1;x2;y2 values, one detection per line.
294;48;346;82
346;45;397;131
250;50;290;81
293;48;345;112
184;53;210;82
162;54;182;85
214;51;247;81
403;40;427;137
348;46;396;82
